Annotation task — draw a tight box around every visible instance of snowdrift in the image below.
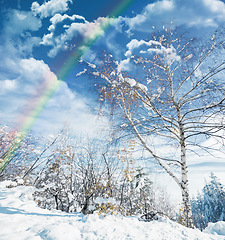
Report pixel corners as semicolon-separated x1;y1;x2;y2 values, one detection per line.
0;181;224;240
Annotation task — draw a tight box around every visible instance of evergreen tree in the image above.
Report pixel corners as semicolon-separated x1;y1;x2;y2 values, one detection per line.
191;172;225;230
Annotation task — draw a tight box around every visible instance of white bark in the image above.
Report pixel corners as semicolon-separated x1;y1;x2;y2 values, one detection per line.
179;121;194;228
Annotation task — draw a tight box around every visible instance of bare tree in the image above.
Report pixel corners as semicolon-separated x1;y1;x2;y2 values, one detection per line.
0;126;36;179
80;29;225;227
0;127;23;173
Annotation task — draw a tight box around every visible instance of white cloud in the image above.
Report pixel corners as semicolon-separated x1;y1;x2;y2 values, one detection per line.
125;39;161;57
0;7;108;137
48;13;87;31
0;52;108;136
203;0;225;13
0;80;17;95
3;9;42;56
42;16;114;58
0;55;59;119
5;9;41;35
118;58;132;71
31;0;73;18
38;81;107;137
123;38;180;67
41;32;54;46
124;0;225;33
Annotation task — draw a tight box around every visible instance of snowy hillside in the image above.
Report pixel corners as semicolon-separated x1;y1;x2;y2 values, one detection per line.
0;181;224;240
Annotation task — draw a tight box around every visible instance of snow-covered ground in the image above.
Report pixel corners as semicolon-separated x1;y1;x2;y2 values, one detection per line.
0;181;225;240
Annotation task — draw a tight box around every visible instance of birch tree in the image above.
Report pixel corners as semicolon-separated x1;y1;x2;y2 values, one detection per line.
80;29;225;227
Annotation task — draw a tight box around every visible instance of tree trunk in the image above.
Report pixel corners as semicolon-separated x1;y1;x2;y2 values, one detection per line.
81;198;89;215
180;147;194;228
54;194;59;210
180;180;194;228
179;115;194;228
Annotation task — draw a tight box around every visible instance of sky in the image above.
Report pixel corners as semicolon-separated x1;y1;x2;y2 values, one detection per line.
1;0;225;198
1;0;225;136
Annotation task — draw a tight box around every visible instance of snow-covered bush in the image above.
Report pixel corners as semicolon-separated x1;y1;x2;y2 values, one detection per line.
32;139;175;218
33;140;118;214
33;161;75;212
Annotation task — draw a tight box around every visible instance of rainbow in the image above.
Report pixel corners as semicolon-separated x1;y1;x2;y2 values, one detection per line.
0;0;135;173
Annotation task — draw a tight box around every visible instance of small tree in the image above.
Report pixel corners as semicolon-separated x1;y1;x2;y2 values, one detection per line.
132;167;154;215
80;28;225;227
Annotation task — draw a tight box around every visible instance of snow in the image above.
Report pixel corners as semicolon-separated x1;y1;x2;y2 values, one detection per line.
94;197;116;205
76;68;87;76
205;222;225;236
0;182;224;240
137;83;148;91
87;62;96;69
125;77;136;87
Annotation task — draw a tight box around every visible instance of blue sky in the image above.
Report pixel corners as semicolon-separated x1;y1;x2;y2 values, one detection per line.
1;0;225;137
